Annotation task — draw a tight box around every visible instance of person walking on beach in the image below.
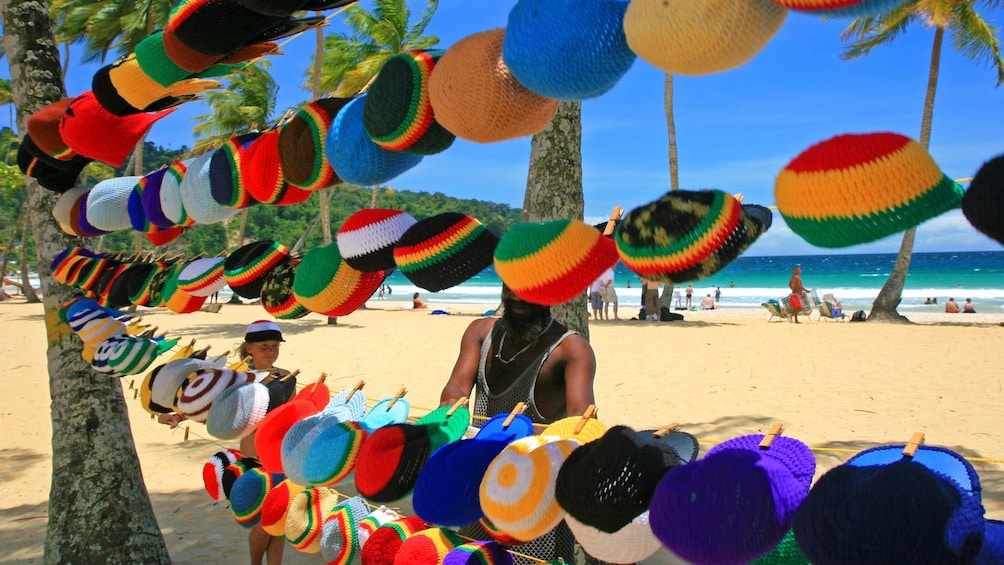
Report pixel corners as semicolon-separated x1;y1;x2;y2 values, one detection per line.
642;277;661;321
598;267;618;320
945;297;960;313
788;265;809;323
714;286;721;303
588;275;603;320
439;284;596;562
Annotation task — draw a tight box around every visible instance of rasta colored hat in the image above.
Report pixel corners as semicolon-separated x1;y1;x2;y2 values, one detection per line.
259;260;310;320
292;241;385;317
770;0;909;18
503;0;636;101
85;176;141;232
615;190;770;284
358;506;403;550
428;28;559;143
161;271;208;314
285;487;338;553
494;219;619;306
206;381;272;440
203;448;242;501
224;240;291;299
159;159;196;228
337;208;418;273
360;516;429;565
276;97;350;190
210;132;262;209
241;128;312;207
565;512;663;564
301;420;368;487
623;0;787;76
774;132;963;248
260;478;305;537
479;434;581;543
393;212;499;292
362;50;456;155
325;95;424;186
245;320;284;343
175;257;226;297
59;91;175;167
179;151;240;225
17;142;87;194
254;398;323;473
555;425;698;533
222;457;263;501
393;527;465;564
229;468;282;528
962;153;1004;247
354;423;434;503
444;541;514;565
320;496;369;565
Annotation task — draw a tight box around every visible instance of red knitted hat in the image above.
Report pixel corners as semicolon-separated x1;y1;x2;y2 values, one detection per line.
360;516;429;565
59;91;175;167
26;98;81;164
241;128;312;206
260;478;305;537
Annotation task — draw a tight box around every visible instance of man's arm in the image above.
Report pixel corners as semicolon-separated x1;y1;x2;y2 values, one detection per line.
558;335;597;417
439;318;492;407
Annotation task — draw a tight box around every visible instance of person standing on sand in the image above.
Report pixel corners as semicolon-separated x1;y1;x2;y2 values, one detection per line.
598;267;618;320
788;266;809;323
685;284;694;308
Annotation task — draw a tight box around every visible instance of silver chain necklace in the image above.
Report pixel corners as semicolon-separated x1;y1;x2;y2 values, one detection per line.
495;318;554;365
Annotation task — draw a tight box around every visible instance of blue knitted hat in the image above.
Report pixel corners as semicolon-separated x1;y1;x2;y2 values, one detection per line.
301;421;367;487
325;94;424;186
229;468;284;528
412;436;512;527
503;0;635;100
280;412;349;486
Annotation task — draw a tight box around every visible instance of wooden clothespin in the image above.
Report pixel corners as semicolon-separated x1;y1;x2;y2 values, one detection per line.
128;379;135;391
240;355;253;367
386;386;408;409
903;432;925;457
346;380;365;401
602;206;624;236
183;426;190;442
194;345;211;357
278;369;300;382
133;388;139;399
653;422;680;437
759;422;784;449
573;405;597;435
734;193;745;203
503;402;527;428
306;373;328;394
446;397;469;417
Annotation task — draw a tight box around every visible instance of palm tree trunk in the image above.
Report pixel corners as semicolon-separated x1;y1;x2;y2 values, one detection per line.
659;73;680;310
370;184;381;208
19;218;40;302
522;101;588;339
1;2;170;562
869;26;943;322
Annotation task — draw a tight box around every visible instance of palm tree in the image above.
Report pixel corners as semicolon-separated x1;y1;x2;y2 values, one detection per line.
0;0;170;561
842;0;1004;322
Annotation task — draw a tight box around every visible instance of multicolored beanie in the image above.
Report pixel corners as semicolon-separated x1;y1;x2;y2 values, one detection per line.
325;95;424;186
285;487;339;553
301;421;367;487
494;219;619;306
175;257;226;297
260;260;310;320
428;28;559;143
159;159;197;228
138;168;177;228
254;398;322;473
59;91;175;167
393;212;499;292
337;208;418;273
292;241;385;317
962;153;1004;247
221;457;263;501
230;468;283;528
503;0;635;100
354;423;434;503
277;98;351;190
224;240;291;299
176;368;264;423
770;0;911;18
362;50;455;155
357;506;403;550
161;270;209;314
145;356;220;414
209;132;262;209
281;412;347;486
261;478;306;537
393;527;465;565
623;0;787;76
320;496;369;565
774;132;963;248
241;128;312;206
444;541;515;565
360;516;429;565
615;190;770;283
203;448;243;501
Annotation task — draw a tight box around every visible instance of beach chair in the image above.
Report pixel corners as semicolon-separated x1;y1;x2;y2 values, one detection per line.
820;293;847;322
762;301;787;322
779;293;814;320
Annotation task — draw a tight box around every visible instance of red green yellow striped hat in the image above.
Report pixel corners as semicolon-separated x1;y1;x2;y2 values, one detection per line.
241;129;312;207
161;268;208;314
774;132;963;248
363;50;456;155
395;528;465;564
393;212;499;292
360;516;430;564
260;478;305;537
277;98;350;191
494;219;619;306
292;241;385;317
285;487;338;554
175;257;226;297
615;190;770;283
260;261;310;320
223;240;291;300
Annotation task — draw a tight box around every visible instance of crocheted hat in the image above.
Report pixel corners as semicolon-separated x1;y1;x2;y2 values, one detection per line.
393;212;499;292
770;0;909;18
428;28;559;143
221;457;263;501
443;540;515;565
321;496;370;565
223;240;291;299
357;507;402;550
301;421;368;487
175;257;226;297
52;190;89;237
179;151;240;225
394;527;465;564
281;412;349;486
69;191;112;237
209;132;262;209
136;168;176;229
615;190;770;283
285;487;338;553
565;512;662;564
161;272;208;314
649;447;809;565
360;397;412;431
241;128;312;206
17;142;87;194
93;335;161;376
176;368;265;423
705;434;817;493
85;176;141;232
254;398;322;473
25;98;82;165
540;415;608;444
59;91;175;167
159;159;197;228
751;529;808;565
962;153;1004;246
503;0;635;100
774;132;964;248
494;219;619;306
102;265;145;309
413;436;512;527
260;477;305;537
362;50;455;155
623;0;787;76
354;423;434;503
325;94;424;186
203;448;242;501
206;381;272;440
127;262;168;307
336;208;418;273
554;425;696;533
416;404;470;451
479;434;580;543
165;0;287;58
230;468;282;528
277;97;350;190
259;260;310;320
293;241;385;317
360;516;429;565
143;356;221;414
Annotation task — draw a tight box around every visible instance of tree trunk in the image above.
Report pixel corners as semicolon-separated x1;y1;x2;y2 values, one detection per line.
370;184;381;208
2;207;22;290
522;101;588;340
1;2;170;563
868;26;942;323
665;73;679;191
19;218;40;302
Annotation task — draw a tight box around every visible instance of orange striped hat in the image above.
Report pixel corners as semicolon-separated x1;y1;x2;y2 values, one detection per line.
293;240;387;317
494;219;619;306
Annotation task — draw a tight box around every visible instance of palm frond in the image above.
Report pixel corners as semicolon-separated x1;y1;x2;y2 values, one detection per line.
404;0;439;44
951;1;1004;85
840;5;917;60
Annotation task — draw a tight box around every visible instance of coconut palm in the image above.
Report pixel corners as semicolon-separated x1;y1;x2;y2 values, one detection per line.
842;0;1004;322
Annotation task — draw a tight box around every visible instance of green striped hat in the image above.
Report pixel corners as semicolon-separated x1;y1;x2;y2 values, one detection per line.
392;213;499;292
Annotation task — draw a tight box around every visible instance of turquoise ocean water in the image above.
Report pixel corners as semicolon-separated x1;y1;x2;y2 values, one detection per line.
373;251;1004;314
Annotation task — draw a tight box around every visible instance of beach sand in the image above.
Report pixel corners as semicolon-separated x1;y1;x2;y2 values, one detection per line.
1;298;1002;564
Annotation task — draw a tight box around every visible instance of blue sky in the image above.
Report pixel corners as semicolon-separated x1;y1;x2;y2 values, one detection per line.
13;1;1004;256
